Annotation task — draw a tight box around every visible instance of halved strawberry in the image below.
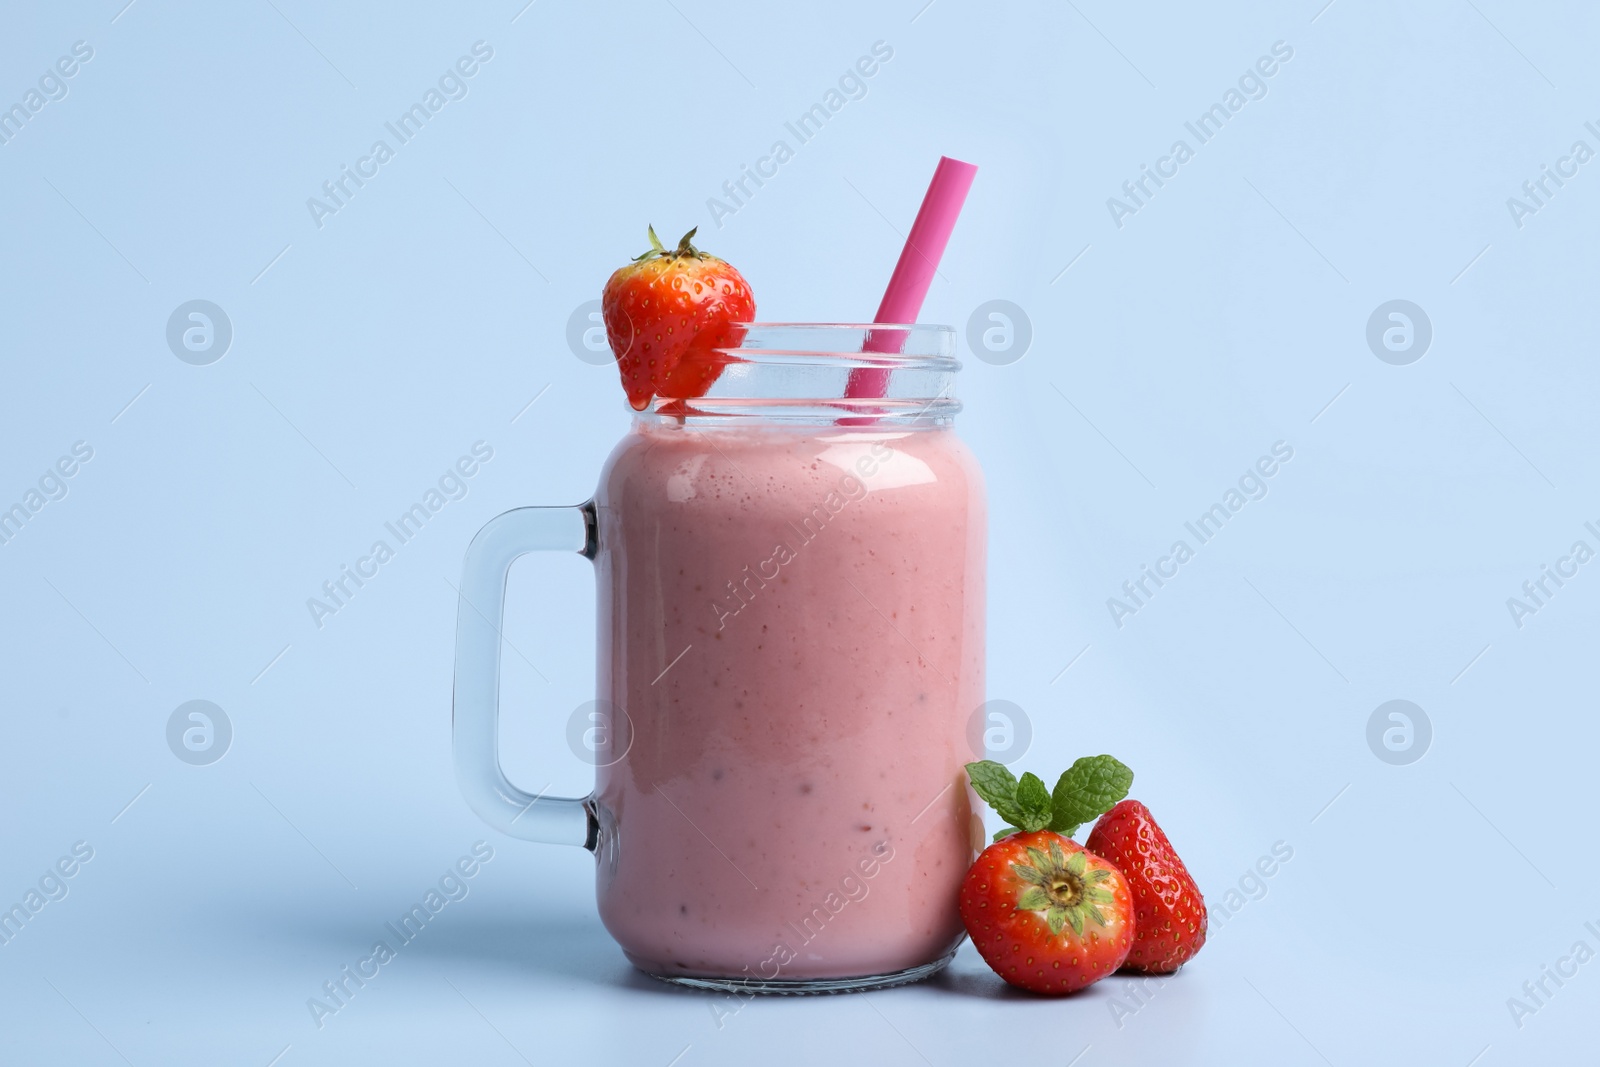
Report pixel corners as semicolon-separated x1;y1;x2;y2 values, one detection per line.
1086;800;1207;973
600;226;755;410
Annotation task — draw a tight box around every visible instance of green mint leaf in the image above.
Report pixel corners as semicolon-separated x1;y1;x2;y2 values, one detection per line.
993;826;1019;843
1015;772;1052;831
1049;755;1134;835
966;760;1026;826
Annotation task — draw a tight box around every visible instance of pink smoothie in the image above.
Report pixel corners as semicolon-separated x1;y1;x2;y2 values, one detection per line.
590;418;986;981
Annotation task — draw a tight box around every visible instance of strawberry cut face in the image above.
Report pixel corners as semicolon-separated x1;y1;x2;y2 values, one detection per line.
601;227;755;411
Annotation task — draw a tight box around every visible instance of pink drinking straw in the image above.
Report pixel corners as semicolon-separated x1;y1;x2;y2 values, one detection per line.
844;155;978;402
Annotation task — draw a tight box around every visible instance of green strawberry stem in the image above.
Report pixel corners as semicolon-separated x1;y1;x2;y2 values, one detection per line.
966;755;1133;842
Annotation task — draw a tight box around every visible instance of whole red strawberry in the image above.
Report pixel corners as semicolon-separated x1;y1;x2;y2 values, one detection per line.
1086;800;1207;973
959;830;1133;994
959;757;1138;995
601;226;755;411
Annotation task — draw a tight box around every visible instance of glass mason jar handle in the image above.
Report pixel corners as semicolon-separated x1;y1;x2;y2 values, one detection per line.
452;502;598;849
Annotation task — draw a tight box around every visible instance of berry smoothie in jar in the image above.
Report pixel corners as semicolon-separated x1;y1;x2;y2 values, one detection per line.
589;361;986;985
453;217;988;992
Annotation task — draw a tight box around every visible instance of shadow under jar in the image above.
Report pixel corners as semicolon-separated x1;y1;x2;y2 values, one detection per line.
453;324;987;993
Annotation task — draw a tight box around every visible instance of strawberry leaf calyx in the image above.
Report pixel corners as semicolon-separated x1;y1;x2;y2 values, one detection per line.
632;225;708;263
1007;837;1118;938
965;755;1133;841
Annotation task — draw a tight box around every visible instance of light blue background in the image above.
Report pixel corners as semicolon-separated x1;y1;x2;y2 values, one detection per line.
2;0;1596;1064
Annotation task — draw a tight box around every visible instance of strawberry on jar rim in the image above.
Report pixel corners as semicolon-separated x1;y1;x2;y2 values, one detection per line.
601;226;755;411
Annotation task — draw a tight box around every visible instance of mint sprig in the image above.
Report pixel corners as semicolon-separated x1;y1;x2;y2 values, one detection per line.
965;755;1133;842
1048;754;1135;836
966;761;1025;826
1015;772;1053;828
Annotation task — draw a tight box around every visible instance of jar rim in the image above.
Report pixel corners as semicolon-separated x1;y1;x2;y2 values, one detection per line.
730;322;954;330
630;323;961;424
716;323;957;368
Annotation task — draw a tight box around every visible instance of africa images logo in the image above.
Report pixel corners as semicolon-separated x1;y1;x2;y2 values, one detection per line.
1106;41;1294;229
305;42;494;229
